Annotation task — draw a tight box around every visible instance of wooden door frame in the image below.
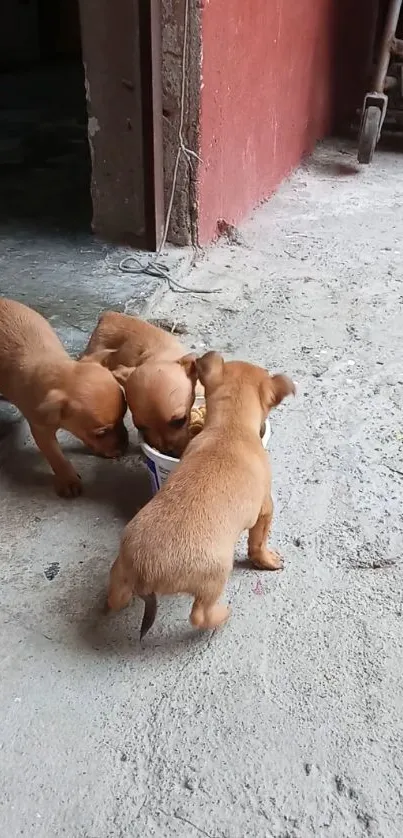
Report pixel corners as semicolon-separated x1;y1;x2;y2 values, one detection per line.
79;0;164;251
139;0;165;251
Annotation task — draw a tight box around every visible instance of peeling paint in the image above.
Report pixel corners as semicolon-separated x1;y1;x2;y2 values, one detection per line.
88;117;100;137
86;113;99;172
83;62;91;105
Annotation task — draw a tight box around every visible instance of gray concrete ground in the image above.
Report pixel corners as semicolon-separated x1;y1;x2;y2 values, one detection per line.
1;141;403;838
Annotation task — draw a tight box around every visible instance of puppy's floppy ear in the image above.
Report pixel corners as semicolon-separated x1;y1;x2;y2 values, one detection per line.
79;348;116;367
178;353;197;384
112;365;134;386
260;374;295;413
195;351;224;389
35;389;67;426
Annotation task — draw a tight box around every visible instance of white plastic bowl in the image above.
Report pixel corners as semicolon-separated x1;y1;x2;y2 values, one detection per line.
138;397;271;495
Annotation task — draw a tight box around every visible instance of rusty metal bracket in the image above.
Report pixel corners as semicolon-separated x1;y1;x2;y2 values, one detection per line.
360;92;388;138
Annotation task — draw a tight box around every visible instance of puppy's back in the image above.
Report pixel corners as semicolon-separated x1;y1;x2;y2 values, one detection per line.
84;311;183;365
0;298;64;363
121;429;266;589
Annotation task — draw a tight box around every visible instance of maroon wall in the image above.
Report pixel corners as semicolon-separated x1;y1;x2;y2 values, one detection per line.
197;0;377;244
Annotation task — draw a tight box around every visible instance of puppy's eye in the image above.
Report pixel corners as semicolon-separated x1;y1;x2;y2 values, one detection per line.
169;416;187;429
136;425;146;434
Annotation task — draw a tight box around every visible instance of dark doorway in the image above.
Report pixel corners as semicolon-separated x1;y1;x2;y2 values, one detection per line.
0;0;92;234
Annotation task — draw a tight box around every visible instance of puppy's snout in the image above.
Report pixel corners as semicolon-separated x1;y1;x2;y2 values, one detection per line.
94;421;129;458
142;420;191;459
149;436;178;458
163;431;189;458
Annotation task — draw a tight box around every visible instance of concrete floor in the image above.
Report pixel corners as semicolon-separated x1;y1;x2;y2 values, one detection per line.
1;140;403;838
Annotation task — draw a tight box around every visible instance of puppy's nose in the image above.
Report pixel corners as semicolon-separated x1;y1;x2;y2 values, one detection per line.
101;424;129;459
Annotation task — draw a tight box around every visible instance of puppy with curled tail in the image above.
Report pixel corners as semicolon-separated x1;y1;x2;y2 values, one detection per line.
106;351;295;639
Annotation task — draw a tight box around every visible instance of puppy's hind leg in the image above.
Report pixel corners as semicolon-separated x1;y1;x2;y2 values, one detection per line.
106;556;133;612
248;493;283;570
190;576;230;631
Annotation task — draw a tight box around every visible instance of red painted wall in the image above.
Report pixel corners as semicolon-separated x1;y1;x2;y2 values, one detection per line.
198;0;377;244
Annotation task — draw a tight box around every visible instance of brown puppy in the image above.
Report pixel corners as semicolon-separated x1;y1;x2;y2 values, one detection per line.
0;298;127;497
107;351;295;638
81;311;199;456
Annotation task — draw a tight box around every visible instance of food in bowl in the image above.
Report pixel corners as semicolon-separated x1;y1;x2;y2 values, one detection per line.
189;403;265;440
189;403;207;438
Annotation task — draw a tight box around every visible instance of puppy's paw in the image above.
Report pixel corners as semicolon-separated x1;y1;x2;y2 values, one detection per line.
54;472;82;498
191;602;230;630
250;549;283;571
208;604;230;629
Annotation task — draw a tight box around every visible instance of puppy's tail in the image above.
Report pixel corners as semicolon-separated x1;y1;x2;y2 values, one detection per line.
140;594;157;640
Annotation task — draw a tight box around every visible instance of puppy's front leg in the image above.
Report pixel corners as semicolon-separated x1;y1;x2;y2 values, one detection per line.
30;424;82;498
248;494;283;570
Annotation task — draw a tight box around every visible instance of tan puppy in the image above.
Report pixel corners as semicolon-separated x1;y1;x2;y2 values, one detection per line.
0;298;127;497
82;311;199;456
107;351;295;638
